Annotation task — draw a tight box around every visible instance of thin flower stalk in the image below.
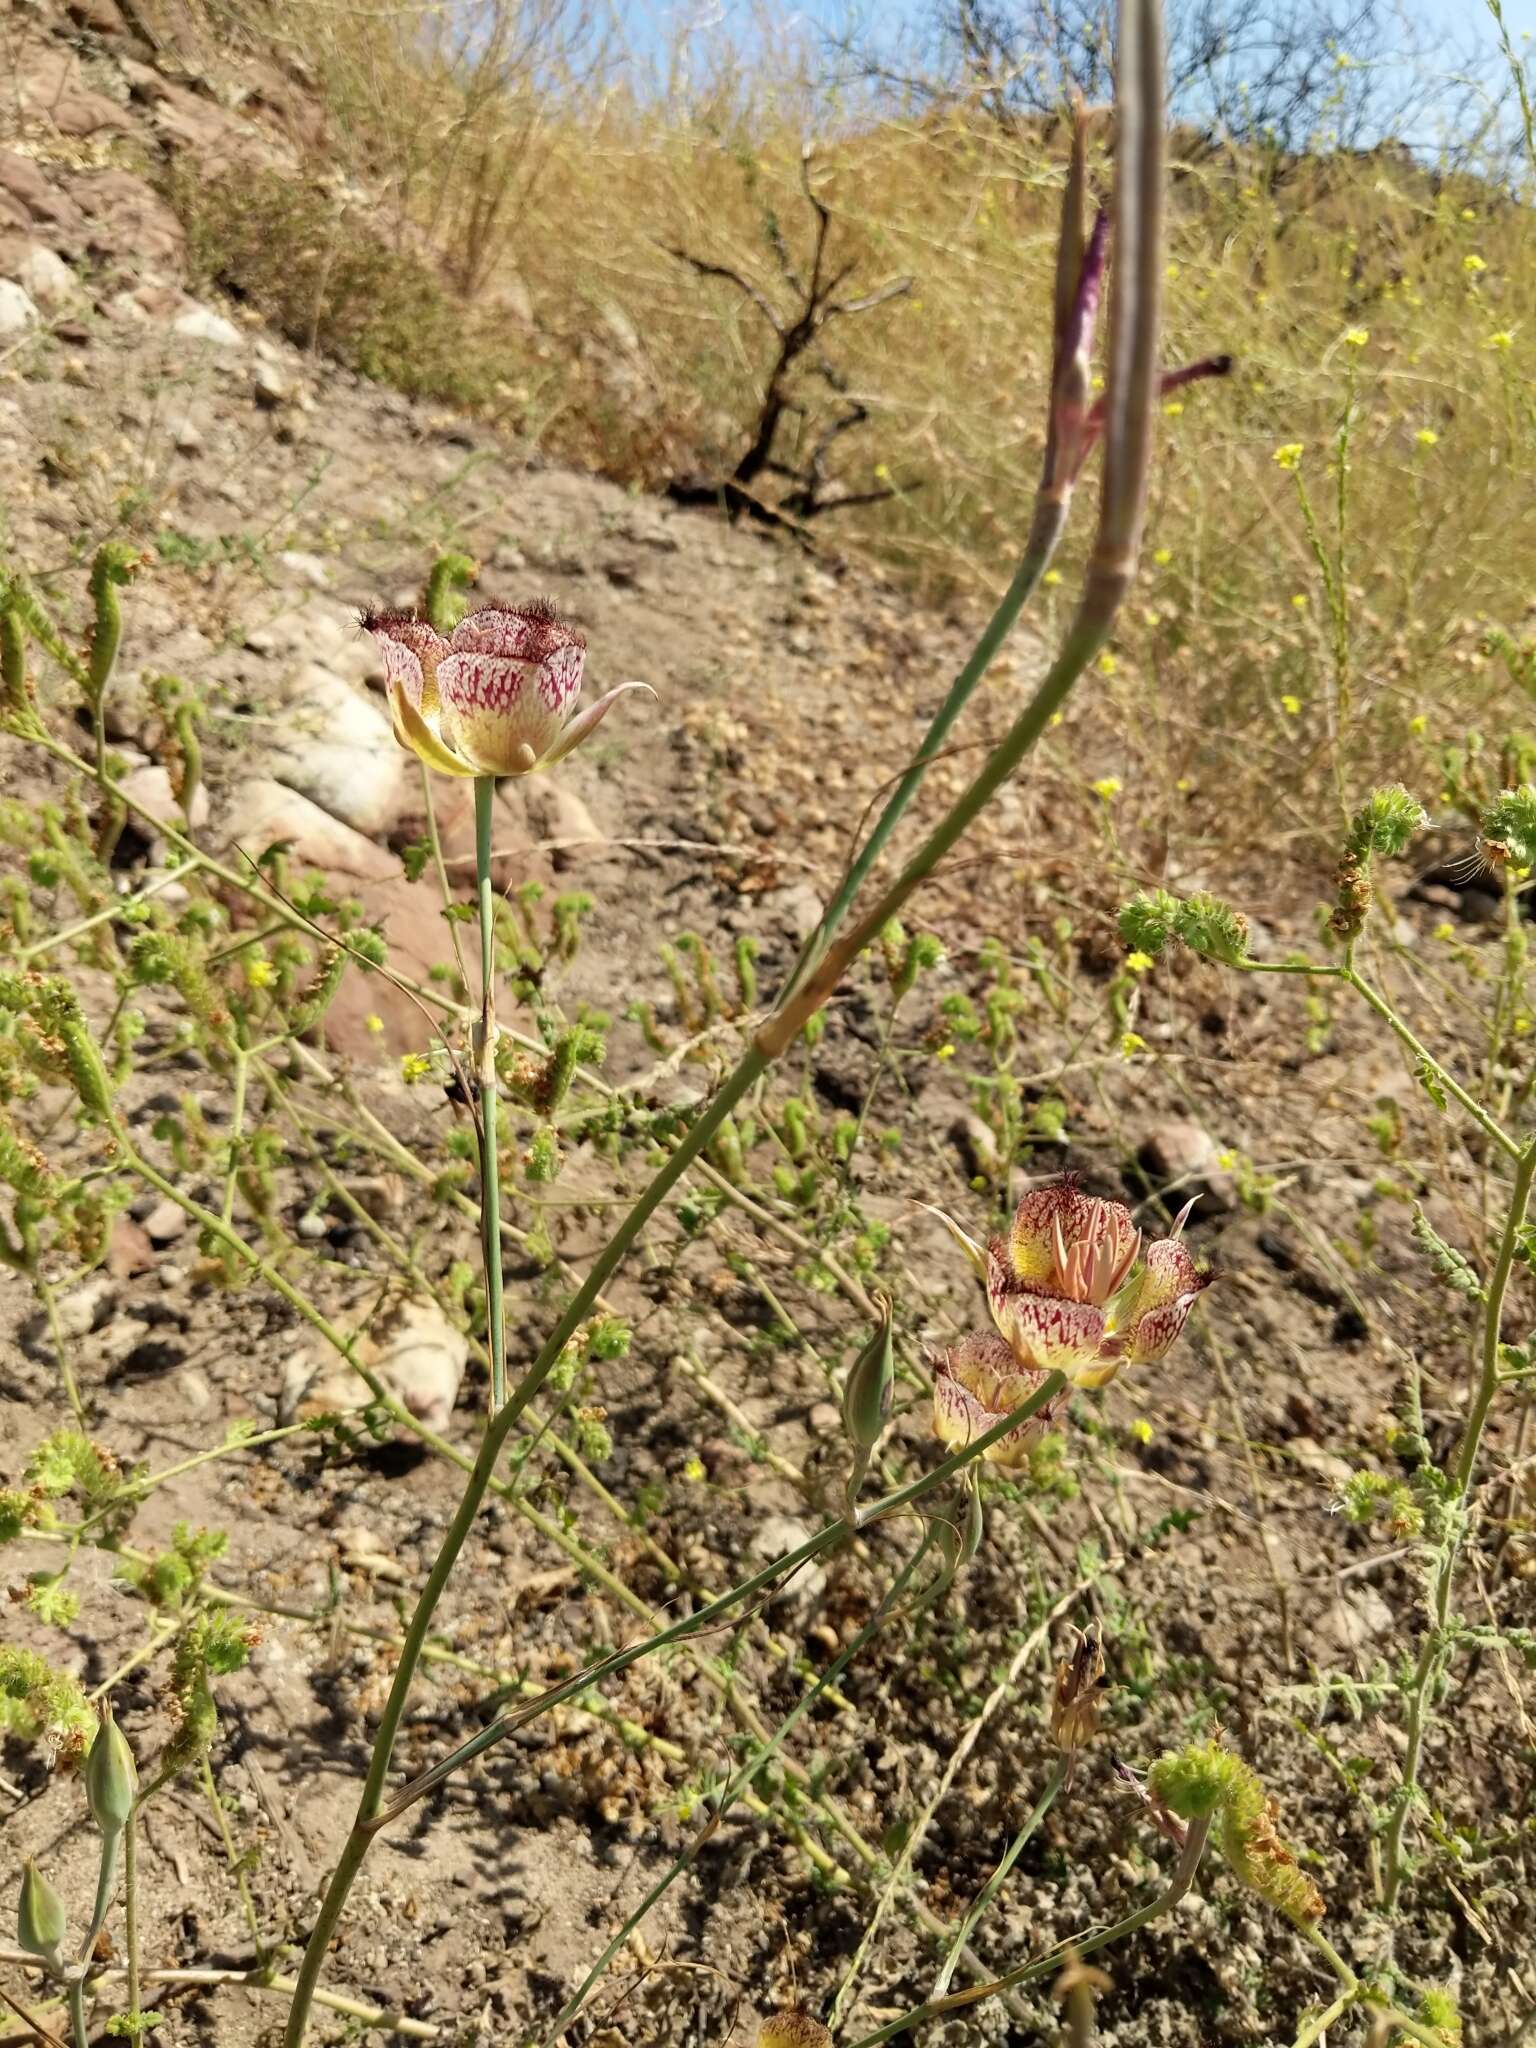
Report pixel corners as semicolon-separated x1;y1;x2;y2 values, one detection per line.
541;1534;933;2043
473;776;507;1410
842;1811;1214;2048
1381;1135;1536;1909
283;0;1180;2029
929;1763;1067;2000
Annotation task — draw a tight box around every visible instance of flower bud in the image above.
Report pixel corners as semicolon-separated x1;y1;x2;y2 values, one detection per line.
1050;1621;1108;1783
841;1296;894;1455
17;1860;66;1967
85;1703;137;1838
758;2011;833;2048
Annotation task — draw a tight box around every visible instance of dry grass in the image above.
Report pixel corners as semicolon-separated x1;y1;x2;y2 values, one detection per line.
183;1;1536;874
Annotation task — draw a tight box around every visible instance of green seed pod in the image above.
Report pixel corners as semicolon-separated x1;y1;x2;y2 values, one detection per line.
841;1297;894;1455
422;552;478;635
85;1703;137;1837
1;605;36;730
86;542;141;701
17;1859;66;1966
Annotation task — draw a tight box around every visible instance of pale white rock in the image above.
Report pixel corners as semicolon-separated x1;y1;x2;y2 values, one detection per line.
13;245;74;307
1136;1117;1237;1215
276;549;331;590
285;1301;469;1437
253;360;289;407
221;777;397;881
119;762;210;832
0;279;39;336
141;1197;188;1244
179;1367;213;1413
172;303;243;348
55;1274;115;1339
365;1302;469;1433
259;665;409;836
751;1512;829;1612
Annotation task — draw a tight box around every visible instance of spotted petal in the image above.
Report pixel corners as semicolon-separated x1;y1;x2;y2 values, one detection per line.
988;1267;1109;1382
436;649;582;776
1118;1238;1211;1365
1008;1182;1138;1304
931;1332;1060;1469
388;683;476;777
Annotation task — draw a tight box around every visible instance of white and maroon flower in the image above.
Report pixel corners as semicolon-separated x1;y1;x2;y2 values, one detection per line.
923;1177;1210;1404
362;600;652;779
931;1331;1066;1469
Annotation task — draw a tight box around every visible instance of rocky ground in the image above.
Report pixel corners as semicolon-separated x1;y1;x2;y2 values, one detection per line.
1;5;1533;2047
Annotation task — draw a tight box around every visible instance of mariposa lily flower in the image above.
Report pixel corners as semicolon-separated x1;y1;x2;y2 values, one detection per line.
363;600;652;778
932;1329;1067;1469
923;1178;1209;1432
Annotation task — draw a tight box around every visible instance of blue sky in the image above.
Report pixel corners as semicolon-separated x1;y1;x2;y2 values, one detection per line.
621;0;1536;155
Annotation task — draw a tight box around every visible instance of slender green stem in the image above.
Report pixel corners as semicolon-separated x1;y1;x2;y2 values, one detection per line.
1340;964;1521;1162
760;597;1125;1059
364;1370;1067;1835
37;1279;86;1425
930;1762;1066;1998
1236;957;1520;1162
1380;1136;1536;1909
221;1048;249;1229
17;861;193;963
1290;1984;1358;2048
843;1812;1213;2047
81;1834;121;1963
66;1977;88;2048
474;775;507;1412
123;1806;141;2027
791;507;1065;998
543;1537;933;2044
1297;1920;1356;1991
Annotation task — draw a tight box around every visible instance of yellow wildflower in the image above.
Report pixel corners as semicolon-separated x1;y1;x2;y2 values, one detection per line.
1091;776;1121;800
1280;694;1302;715
1415;428;1438;447
1344;326;1369;348
1274;442;1304;470
245;959;275;990
1463;253;1486;273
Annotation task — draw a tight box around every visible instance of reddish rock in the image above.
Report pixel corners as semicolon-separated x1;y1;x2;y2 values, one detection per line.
107;1215;156;1279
